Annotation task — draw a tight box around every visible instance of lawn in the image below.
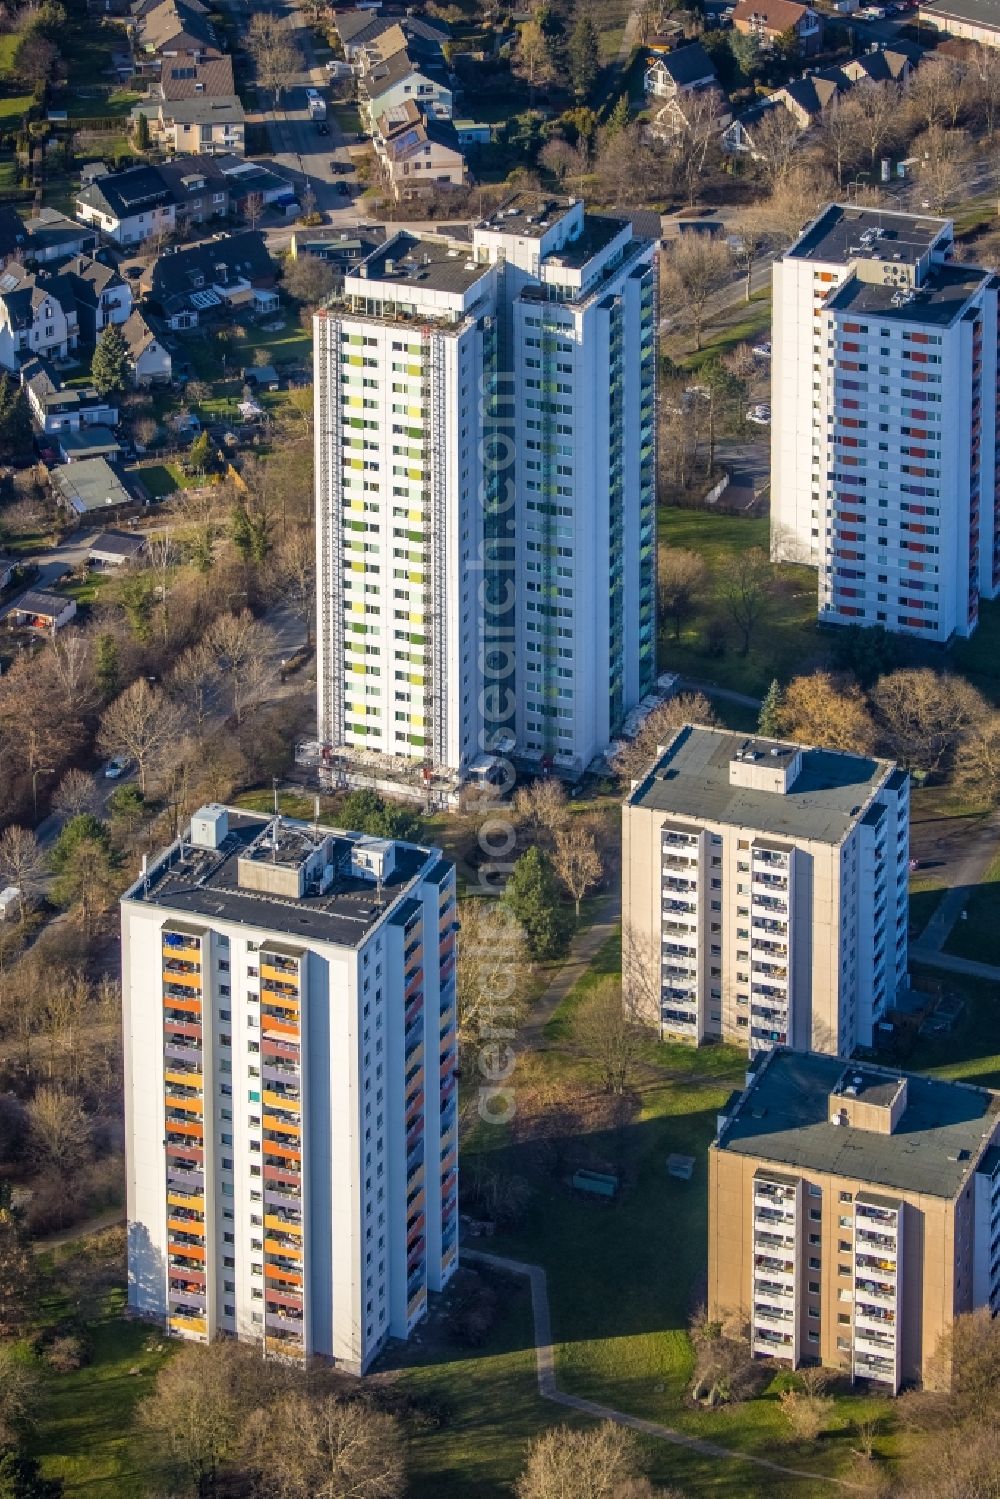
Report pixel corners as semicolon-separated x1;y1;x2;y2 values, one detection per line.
136;462;199;497
904;965;1000;1087
0;33;18;74
680;289;773;375
943;850;1000;965
658;508;820;699
461;939;894;1493
67;88;142;120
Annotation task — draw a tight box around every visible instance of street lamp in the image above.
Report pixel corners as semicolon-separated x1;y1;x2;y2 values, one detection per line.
33;766;54;822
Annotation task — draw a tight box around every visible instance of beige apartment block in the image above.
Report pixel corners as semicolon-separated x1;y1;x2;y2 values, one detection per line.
709;1048;1000;1391
622;725;909;1057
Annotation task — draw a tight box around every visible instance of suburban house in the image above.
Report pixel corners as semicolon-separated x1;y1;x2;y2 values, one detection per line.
375;102;466;198
50;456;147;515
88;530;147;567
214;156;293;213
156;53;234;100
7;588;77;631
333;9;449;65
732;0;823;52
21;356;118;435
22;208;98;264
76;164;176;247
134;0;223;73
156;157;231;228
644;41;718;100
121;309;172;385
59;255;133;340
145;228;275;327
0;264;79;370
56;426;121;463
155;94;245;155
358;49;453;130
723;42;923;150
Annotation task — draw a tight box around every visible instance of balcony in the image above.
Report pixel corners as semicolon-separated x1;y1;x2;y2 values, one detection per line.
169;1313;207;1336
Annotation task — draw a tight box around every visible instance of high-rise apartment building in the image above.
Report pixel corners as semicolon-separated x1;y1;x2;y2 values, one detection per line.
621;726;909;1055
122;804;458;1374
710;1047;1000;1391
313;194;657;778
770;202;1000;641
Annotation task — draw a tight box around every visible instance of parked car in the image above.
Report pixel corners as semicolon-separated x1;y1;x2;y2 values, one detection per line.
104;756;130;779
316;121;330;135
334;180;349;195
752;341;772;359
746;404;771;425
124;264;143;279
329;159;348;174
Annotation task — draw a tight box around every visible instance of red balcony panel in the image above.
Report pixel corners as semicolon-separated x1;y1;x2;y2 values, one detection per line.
266;1291;303;1313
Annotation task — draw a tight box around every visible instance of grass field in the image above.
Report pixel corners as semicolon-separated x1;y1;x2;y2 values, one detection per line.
942;850;1000;965
680;289;773;375
137;462;198;498
904;965;1000;1087
658;508;819;699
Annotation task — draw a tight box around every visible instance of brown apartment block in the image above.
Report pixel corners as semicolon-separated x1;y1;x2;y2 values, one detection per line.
622;726;909;1057
709;1048;1000;1392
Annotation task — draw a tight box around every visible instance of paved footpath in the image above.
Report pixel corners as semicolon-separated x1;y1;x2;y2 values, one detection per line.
464;1249;860;1488
907;948;1000;985
519;891;622;1050
912;809;1000;957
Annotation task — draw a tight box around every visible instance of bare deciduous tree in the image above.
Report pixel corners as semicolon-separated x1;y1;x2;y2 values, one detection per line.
98;677;184;794
552;817;603;916
455;899;532;1051
26;1084;92;1176
612;691;719;784
512;776;569;838
241;1394;405;1499
658;547;708;641
778;670;877;754
871;669;988;775
207;609;277;723
53;767;101;821
516;1420;647;1499
718;546;773;657
663;236;732;351
751;103;802;185
247;12;299;104
0;824;46;923
577;976;647;1095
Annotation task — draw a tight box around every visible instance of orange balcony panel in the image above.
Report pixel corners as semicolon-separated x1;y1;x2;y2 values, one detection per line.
164;995;202;1014
164;1069;203;1089
263;1115;301;1138
167;1119;204;1138
407;1212;426;1244
407;1290;426;1317
265;1266;303;1288
263;1141;301;1164
168;1242;205;1262
168;1216;204;1236
165;1094;203;1115
407;1189;426;1219
168;1193;204;1213
264;1237;303;1259
440;1149;457;1176
262;1017;299;1039
162;969;202;990
261;990;300;1013
263;1090;300;1112
265;1214;302;1236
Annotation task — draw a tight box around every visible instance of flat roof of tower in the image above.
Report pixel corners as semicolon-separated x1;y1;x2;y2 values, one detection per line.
479;192;578;238
356;231;490;294
124;808;438;948
716;1049;999;1200
626;725;893;845
787;202;949;265
826;260;991;327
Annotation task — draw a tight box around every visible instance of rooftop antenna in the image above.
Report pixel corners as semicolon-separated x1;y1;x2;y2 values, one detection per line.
272;776;280;816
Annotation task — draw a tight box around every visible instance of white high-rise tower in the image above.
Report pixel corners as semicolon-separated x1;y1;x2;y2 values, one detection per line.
313;194;658;778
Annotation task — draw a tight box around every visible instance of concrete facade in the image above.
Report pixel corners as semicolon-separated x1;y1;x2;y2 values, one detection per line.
709;1049;1000;1391
622;726;909;1056
121;806;459;1373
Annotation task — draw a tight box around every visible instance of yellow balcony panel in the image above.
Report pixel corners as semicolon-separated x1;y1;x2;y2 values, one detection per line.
263;1090;300;1113
408;613;425;625
265;1213;303;1235
169;1314;207;1335
350;601;365;614
165;1070;203;1089
162;942;201;960
168;1193;204;1213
